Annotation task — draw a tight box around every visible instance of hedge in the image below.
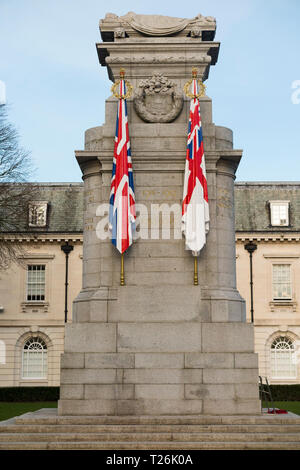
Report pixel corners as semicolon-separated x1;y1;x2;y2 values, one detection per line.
0;387;59;402
266;385;300;402
1;384;300;402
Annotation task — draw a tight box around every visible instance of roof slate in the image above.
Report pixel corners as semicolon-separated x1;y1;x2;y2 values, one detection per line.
1;183;84;233
235;182;300;232
1;182;300;234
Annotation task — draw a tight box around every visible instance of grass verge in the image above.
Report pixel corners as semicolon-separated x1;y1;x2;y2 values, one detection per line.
263;401;300;415
0;402;57;422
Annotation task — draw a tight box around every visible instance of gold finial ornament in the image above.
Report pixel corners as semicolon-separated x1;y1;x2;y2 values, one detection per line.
183;68;206;99
111;68;133;99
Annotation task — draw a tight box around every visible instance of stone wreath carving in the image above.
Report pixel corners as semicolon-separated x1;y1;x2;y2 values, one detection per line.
134;73;183;123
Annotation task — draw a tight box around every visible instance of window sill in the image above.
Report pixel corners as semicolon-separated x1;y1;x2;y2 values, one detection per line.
21;302;49;313
271;377;297;381
20;379;48;382
269;300;297;312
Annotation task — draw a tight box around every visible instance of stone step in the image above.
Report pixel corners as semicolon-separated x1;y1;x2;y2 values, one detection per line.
2;423;300;434
0;431;300;443
1;411;299;450
0;441;300;450
14;414;300;426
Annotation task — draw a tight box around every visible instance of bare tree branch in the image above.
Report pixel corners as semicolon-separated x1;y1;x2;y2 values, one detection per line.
0;104;39;270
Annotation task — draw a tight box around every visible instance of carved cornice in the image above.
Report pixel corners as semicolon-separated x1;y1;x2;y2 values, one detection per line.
105;54;211;64
236;233;300;242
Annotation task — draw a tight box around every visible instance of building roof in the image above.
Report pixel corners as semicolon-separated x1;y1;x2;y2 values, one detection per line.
235;182;300;232
2;183;84;233
1;181;300;234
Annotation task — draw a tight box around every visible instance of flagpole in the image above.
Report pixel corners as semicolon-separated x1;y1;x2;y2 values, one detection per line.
183;68;208;286
110;68;135;288
194;256;198;286
120;253;125;286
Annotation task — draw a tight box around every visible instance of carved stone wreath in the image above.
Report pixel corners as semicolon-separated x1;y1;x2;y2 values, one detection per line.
134;73;183;123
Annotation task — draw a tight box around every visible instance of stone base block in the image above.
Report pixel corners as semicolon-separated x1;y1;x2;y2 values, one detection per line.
58;397;260;416
58;399;204;416
59;304;260;415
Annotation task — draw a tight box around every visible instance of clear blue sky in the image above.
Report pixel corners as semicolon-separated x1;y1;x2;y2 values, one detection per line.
0;0;299;182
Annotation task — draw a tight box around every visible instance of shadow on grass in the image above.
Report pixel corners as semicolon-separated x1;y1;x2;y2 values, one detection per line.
0;402;57;422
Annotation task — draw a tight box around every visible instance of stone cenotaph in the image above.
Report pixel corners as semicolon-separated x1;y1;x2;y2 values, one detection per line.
58;12;261;416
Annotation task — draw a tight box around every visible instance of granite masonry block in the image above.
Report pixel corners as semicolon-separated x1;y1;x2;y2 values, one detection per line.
115;399;203;416
64;323;116;353
60;385;84;400
118;368;203;384
203;399;261;415
135;384;184;400
234;353;259;369
202;323;255;353
235;383;260;399
135;353;184;369
108;287;202;322
117;323;202;352
60;368;117;385
60;353;84;369
185;384;235;400
185;353;234;369
85;353;135;369
58;399;116;416
84;384;134;400
203;368;259;384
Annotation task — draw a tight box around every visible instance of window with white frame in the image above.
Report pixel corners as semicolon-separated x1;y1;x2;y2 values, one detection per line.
28;202;48;227
22;336;47;379
272;264;292;300
271;336;297;379
26;265;46;301
269;201;289;226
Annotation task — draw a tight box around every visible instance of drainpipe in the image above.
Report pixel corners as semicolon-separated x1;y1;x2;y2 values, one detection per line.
61;242;74;323
244;242;257;323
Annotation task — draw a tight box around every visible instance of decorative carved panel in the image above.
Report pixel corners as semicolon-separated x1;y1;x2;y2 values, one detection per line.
134;73;183;123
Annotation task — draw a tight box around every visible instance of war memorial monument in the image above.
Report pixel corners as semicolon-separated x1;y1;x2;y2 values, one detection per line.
57;11;261;417
4;12;300;451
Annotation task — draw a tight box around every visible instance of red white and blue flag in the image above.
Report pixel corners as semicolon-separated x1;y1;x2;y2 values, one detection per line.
109;79;136;253
182;79;209;256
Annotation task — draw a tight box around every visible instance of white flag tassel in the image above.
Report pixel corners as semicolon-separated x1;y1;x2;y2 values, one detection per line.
182;71;209;257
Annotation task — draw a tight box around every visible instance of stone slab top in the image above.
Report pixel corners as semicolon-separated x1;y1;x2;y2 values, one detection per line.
9;408;300;424
99;12;216;41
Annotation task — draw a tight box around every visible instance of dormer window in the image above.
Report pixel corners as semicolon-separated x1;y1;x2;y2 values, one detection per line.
269;201;289;227
28;202;48;228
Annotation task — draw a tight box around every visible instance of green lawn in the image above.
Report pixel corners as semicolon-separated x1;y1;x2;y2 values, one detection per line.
263;401;300;415
0;402;57;422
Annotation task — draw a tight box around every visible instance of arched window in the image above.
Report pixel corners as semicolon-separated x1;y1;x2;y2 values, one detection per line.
271;336;297;379
22;337;47;379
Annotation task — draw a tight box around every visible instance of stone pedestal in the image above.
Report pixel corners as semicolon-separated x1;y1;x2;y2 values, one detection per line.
58;12;260;416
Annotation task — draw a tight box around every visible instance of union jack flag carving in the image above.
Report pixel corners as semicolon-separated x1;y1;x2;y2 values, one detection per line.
182;77;209;256
109;77;136;254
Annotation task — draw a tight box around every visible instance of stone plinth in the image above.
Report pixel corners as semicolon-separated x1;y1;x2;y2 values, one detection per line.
58;12;260;416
